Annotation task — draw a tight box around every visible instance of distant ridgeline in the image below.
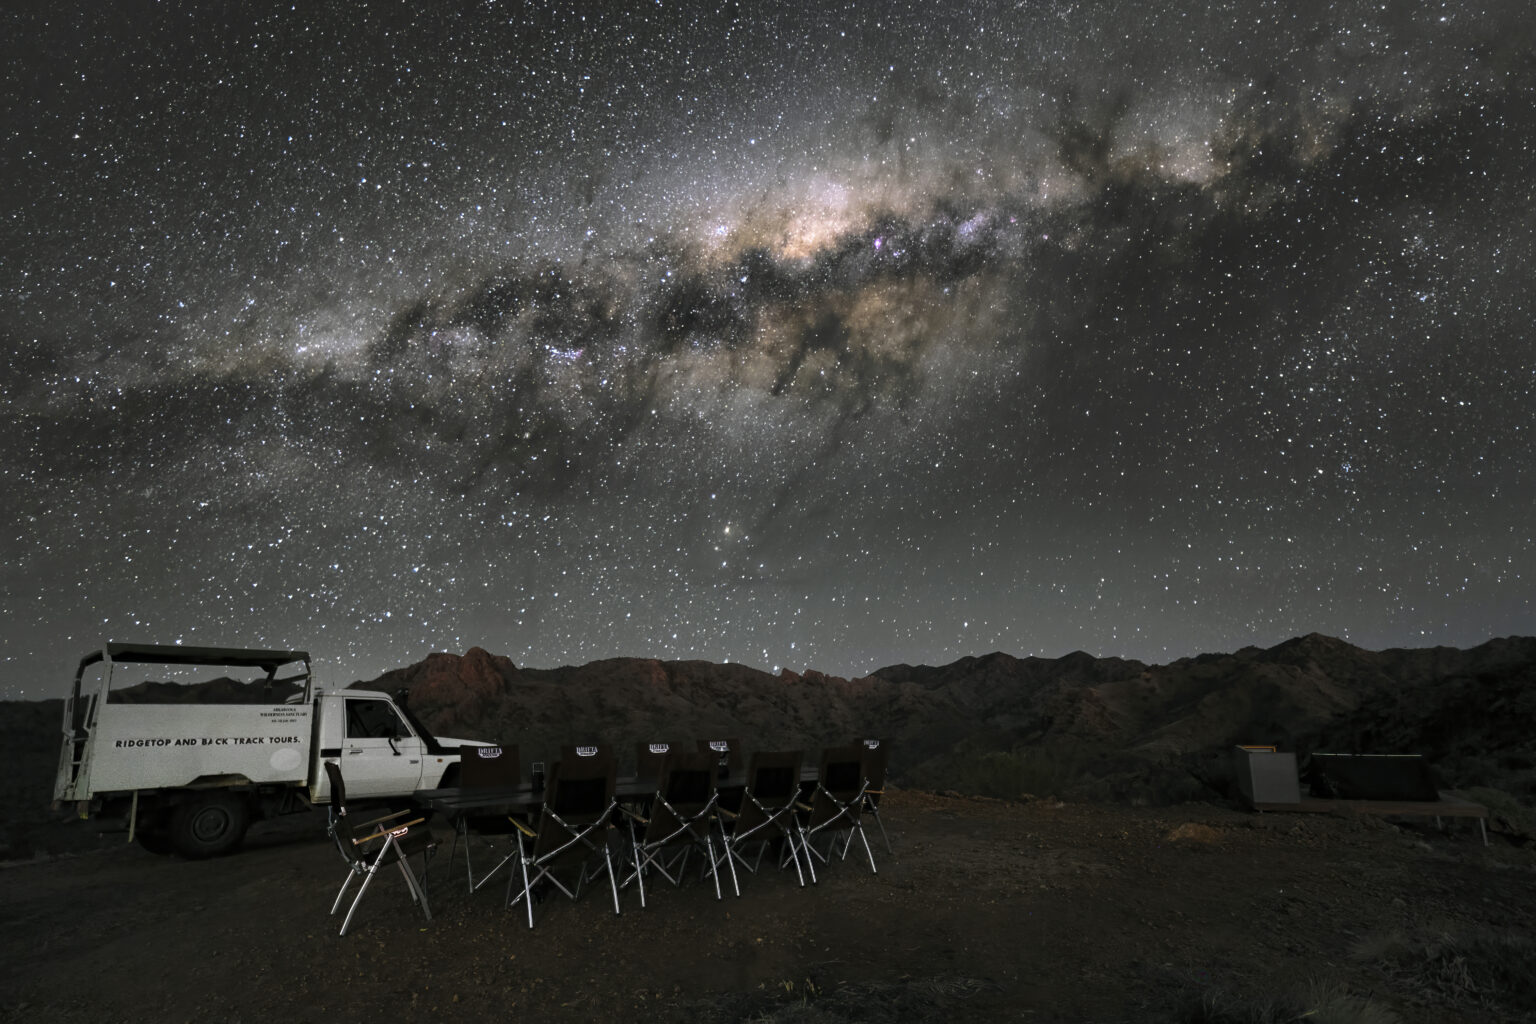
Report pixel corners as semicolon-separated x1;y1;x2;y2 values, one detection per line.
2;633;1533;861
358;635;1536;808
107;678;304;704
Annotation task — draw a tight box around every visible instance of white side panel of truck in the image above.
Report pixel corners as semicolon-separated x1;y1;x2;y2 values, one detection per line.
82;702;314;793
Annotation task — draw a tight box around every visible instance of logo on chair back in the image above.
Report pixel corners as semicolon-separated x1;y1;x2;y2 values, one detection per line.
576;745;599;757
648;743;670;754
708;740;729;752
863;739;880;749
477;747;502;758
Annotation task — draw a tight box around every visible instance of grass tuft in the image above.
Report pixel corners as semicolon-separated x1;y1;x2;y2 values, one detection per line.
1172;977;1399;1024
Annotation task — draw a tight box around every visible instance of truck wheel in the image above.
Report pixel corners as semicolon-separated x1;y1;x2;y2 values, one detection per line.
170;792;250;859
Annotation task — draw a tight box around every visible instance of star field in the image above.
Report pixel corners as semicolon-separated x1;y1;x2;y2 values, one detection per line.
2;1;1533;696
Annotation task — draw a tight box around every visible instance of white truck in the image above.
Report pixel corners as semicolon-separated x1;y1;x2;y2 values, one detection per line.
53;642;485;858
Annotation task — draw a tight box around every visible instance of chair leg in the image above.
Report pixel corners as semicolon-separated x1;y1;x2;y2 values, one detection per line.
604;845;621;916
395;852;433;920
798;826;818;885
782;830;807;887
338;841;390;937
471;850;514;893
855;823;877;874
454;821;496;894
417;840;434;890
632;835;649;908
870;808;892;854
331;868;361;916
517;833;536;929
396;856;421;907
703;836;722;900
719;832;741;896
447;820;466;891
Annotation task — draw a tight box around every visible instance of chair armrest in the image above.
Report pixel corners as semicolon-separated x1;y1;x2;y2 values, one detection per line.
352;816;426;845
354;808;413;831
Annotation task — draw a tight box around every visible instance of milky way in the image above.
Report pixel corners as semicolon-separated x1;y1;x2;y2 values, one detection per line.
3;1;1533;695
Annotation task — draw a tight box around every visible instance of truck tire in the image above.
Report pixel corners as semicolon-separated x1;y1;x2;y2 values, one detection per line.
170;791;250;859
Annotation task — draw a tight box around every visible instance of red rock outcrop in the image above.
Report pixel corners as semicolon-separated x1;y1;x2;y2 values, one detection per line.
363;646;517;735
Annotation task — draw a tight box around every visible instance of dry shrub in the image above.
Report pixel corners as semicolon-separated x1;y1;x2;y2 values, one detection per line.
1355;926;1536;1018
1176;977;1400;1024
1459;786;1536;843
906;740;1089;800
908;740;1214;805
679;975;996;1024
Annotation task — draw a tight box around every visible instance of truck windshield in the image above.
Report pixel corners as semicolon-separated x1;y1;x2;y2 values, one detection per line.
393;698;449;755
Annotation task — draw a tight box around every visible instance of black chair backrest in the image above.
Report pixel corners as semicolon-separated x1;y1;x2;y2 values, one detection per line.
697;737;743;773
859;739;888;788
729;750;803;836
550;744;617;818
555;777;609;815
635;740;681;781
747;750;804;802
658;751;717;809
324;760;348;814
460;744;520;789
819;745;865;797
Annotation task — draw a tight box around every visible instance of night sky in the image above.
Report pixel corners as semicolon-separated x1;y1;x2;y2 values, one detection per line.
4;1;1533;697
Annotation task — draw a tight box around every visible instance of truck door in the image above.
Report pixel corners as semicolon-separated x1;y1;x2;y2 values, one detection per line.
339;697;426;799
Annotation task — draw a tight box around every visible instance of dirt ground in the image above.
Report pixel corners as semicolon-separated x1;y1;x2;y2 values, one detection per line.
3;790;1532;1024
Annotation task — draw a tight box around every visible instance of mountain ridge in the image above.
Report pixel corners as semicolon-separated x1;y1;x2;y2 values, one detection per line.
364;633;1536;807
6;632;1533;859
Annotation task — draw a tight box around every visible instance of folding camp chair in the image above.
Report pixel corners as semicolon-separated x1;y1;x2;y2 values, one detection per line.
446;744;523;893
859;738;892;854
507;744;621;928
620;751;732;906
635;740;684;782
324;760;437;936
796;745;877;881
719;749;808;890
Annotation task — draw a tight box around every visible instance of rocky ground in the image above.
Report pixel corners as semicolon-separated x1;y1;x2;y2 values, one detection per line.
4;788;1532;1024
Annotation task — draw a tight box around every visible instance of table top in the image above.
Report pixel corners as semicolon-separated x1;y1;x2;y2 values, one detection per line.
416;766;820;815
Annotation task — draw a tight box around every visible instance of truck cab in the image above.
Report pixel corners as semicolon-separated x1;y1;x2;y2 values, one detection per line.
311;689;464;801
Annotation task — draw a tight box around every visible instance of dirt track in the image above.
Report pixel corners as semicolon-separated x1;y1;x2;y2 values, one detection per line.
3;791;1532;1023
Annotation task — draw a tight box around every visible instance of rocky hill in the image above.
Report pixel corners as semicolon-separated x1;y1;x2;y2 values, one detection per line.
376;633;1536;807
6;633;1534;860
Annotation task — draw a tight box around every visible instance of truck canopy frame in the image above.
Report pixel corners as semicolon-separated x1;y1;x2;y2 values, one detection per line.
85;643;311;673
